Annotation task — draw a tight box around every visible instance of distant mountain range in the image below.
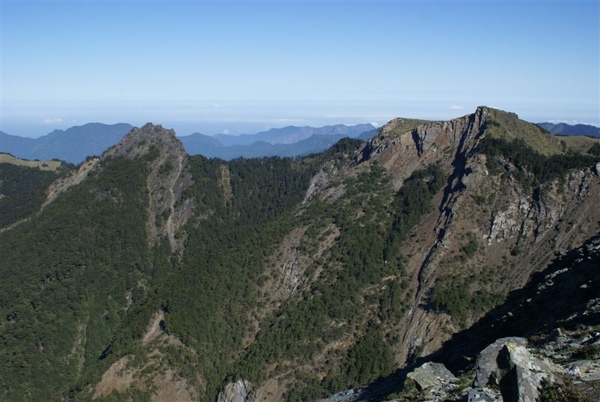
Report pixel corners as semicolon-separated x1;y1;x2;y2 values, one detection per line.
211;123;375;146
4;120;596;165
179;124;377;159
0;123;134;164
537;122;600;137
0;123;377;163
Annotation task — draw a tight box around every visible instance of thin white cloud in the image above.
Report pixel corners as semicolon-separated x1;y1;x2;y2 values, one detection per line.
42;118;63;124
449;105;465;110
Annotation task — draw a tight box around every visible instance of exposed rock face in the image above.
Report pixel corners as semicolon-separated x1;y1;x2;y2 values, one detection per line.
467;388;501;402
474;337;528;388
357;106;600;368
217;379;260;402
363;106;490;187
315;109;599;402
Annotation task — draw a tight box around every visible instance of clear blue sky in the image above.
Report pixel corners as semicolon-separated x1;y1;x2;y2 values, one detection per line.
2;0;599;137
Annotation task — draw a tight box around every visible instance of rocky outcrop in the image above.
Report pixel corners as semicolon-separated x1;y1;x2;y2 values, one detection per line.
404;362;457;399
43;124;195;253
473;337;528;388
217;379;260;402
472;337;558;402
406;361;457;389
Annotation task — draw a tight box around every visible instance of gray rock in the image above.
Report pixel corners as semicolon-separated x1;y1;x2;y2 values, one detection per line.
473;338;558;402
467;388;502;402
217;379;259;402
550;328;563;340
405;362;457;391
474;337;527;388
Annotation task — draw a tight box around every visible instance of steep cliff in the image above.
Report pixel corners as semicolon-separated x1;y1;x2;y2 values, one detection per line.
360;107;600;367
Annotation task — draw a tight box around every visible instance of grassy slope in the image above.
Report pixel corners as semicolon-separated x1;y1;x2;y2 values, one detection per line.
0;153;64;172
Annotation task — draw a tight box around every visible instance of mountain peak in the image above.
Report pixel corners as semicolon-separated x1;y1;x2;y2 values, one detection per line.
105;123;193;251
105;123;187;161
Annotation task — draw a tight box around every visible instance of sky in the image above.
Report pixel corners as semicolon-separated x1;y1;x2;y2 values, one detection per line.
1;0;599;137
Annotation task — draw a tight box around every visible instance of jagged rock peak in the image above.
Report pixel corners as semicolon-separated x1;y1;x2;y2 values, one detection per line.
105;123;188;161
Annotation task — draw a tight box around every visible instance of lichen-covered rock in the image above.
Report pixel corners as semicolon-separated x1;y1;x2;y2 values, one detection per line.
405;362;457;391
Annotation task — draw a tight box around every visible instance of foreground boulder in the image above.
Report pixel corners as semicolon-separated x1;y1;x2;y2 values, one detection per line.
472;337;558;402
405;362;457;391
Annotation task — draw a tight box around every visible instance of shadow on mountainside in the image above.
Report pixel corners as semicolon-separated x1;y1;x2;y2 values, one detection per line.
433;232;600;373
352;232;600;401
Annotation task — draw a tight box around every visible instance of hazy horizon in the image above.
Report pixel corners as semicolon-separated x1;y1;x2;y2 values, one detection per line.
2;102;600;139
2;1;599;138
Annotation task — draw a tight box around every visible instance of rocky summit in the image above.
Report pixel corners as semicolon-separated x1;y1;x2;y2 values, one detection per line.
0;107;599;401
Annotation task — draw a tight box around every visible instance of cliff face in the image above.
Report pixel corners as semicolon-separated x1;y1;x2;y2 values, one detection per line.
357;107;600;366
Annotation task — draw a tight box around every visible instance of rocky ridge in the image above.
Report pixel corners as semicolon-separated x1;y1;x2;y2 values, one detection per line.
362;107;600;367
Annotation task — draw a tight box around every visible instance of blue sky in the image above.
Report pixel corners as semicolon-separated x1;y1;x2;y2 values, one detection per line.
1;0;599;137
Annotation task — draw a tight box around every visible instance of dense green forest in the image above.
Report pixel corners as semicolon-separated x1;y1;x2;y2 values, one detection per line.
0;146;326;400
0;162;71;228
0;156;153;400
